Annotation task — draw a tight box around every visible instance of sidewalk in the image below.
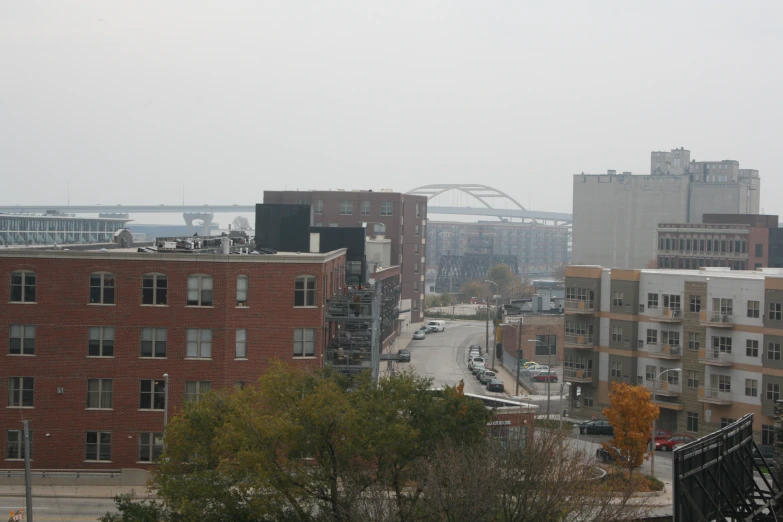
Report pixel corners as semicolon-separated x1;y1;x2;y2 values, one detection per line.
0;484;155;499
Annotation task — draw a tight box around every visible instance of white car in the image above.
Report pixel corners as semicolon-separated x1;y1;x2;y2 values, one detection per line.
427;320;446;332
524;364;550;376
468;356;485;370
412;330;426;340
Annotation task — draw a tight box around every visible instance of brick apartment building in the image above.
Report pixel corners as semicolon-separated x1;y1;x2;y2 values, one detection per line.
657;214;783;270
0;247;347;469
264;190;428;323
564;265;783;445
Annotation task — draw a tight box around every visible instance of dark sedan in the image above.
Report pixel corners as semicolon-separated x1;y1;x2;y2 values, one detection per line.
577;419;614;436
487;379;504;392
397;349;411;362
596;445;625;464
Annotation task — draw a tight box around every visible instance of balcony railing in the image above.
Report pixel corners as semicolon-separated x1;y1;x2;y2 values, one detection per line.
698;349;733;367
564;334;594;349
641;342;682;360
563;368;593;382
642;379;681;397
565;300;594;314
699;311;734;328
645;307;683;323
698;386;733;405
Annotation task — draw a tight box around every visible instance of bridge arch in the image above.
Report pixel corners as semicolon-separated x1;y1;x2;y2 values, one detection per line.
406;184;527;212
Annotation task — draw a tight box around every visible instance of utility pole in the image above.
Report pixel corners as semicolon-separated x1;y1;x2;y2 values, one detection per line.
651;368;681;479
515;321;522;396
163;373;169;451
485;294;490;356
23;420;32;522
485;280;498;364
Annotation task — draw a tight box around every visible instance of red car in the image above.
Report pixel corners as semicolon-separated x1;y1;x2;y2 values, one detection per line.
646;429;672;443
656;435;695;451
533;371;558;383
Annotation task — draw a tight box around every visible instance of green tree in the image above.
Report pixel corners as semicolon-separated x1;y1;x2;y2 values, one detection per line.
440;293;455;307
602;382;660;480
99;494;172;522
426;294;442;308
461;280;487;300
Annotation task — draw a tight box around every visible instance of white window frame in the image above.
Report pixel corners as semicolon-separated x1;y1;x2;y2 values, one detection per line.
236;329;247;359
187;275;213;307
748;300;760;318
10;271;36;303
294;276;316;307
185;381;211;403
293;328;315;357
186;329;212;359
138;432;163;463
745;379;758;397
141;328;167;358
360;201;371;216
767;383;780;401
139;379;165;410
85;431;111;462
87;379;113;409
314;200;324;215
89;272;115;305
340;200;353;215
142;273;168;306
237;275;248;306
6;429;31;461
7;377;33;408
88;327;115;357
380;201;393;216
9;325;35;356
612;291;623;307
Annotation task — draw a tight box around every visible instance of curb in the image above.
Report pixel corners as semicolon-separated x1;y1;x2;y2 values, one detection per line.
0;493;157;500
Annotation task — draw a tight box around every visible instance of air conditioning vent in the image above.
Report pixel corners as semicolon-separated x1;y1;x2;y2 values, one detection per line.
637;339;644;349
639;304;645;312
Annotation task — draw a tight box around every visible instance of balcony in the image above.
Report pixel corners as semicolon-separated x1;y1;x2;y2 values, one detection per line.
698;386;733;406
565;299;594;315
642;379;681;397
564;334;594;349
563;368;593;383
641;342;682;360
698;349;733;367
699;311;734;328
645;307;683;323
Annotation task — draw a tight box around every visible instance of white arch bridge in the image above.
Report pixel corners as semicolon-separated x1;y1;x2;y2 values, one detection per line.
406;184;571;224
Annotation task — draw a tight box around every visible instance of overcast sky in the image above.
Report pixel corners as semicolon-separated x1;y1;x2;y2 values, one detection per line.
2;1;781;218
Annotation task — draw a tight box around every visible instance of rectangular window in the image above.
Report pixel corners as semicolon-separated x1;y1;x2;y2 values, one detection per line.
767;342;781;361
756;244;764;257
185;381;211;403
295;276;316;307
713;298;733;315
414;244;420;255
89;273;115;304
141;328;167;358
414;262;419;273
762;425;775;446
414;225;420;236
416;203;421;218
745;379;758;397
7;377;33;408
707;240;713;252
689;296;701;312
612;291;623;307
235;329;247;359
746;339;759;357
414;281;419;291
360;201;371;216
293;328;316;357
612;326;622;342
688;333;700;351
645;365;657;381
86;432;111;462
87;379;113;409
138;432;163;463
237;275;248;306
748;300;760;318
6;430;31;460
187;275;213;306
142;274;168;305
380;201;393;216
610;361;621;378
646;329;658;345
186;329;212;359
647;293;659;309
661;331;680;347
700;239;705;251
314;200;323;215
767;383;780;401
9;325;35;355
139;379;165;410
10;271;36;303
770;303;782;321
718;375;731;392
88;327;115;357
687;370;699;389
687;412;699;433
535;335;557;356
340;200;353;215
712;336;732;353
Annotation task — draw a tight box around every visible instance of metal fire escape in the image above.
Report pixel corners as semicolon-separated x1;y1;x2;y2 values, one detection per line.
325;284;382;380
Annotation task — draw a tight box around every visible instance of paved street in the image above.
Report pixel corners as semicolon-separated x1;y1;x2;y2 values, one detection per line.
0;496;117;521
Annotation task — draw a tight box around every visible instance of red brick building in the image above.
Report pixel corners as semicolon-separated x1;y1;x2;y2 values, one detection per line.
264;190;427;323
0;248;346;470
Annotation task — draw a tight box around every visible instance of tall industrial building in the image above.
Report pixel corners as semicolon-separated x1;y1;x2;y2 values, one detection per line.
572;148;761;269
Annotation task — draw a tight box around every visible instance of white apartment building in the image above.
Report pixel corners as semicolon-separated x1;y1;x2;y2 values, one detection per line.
564;265;783;444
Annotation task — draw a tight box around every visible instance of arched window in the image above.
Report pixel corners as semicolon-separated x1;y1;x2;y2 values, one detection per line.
142;273;168;305
10;271;36;303
294;276;316;307
90;273;115;304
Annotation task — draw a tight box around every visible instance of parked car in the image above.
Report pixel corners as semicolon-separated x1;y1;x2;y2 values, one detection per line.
753;445;775;468
468;356;485;370
647;429;673;444
425;325;439;334
533;370;558;383
577;419;614;436
412;330;426;340
469;344;482;351
416;327;429;335
596;445;627;465
480;370;497;385
468;348;481;358
487;379;504;392
427;320;446;332
523;364;550;377
655;435;695;451
472;362;486;375
397;349;411;362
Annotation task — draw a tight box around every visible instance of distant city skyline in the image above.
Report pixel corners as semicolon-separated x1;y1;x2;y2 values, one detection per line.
2;2;781;217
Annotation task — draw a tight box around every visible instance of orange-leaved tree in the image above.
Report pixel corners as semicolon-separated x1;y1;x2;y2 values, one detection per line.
602;381;659;479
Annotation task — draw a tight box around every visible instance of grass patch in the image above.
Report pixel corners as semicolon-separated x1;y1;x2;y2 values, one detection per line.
600;470;665;493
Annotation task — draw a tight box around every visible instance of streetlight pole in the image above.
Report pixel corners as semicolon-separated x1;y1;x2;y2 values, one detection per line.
163;373;169;450
559;382;572;430
651;368;681;479
485;280;498;367
529;338;553;417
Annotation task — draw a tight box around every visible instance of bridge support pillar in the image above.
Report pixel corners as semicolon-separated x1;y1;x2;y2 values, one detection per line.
183;212;214;236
